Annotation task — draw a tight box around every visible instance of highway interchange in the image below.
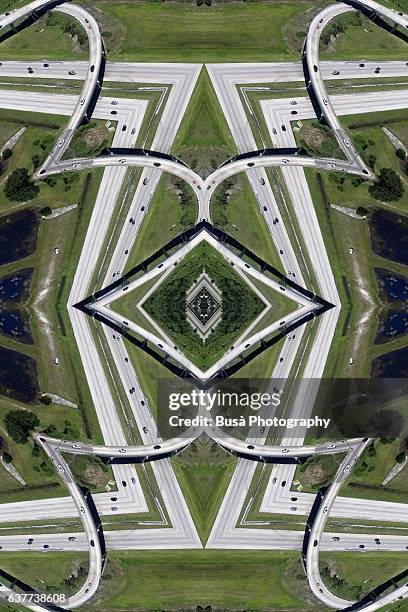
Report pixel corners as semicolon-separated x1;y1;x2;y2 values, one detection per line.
0;0;407;610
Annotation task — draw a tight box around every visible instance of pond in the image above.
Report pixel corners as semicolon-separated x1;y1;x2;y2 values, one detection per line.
369;208;408;267
0;268;32;301
0;268;33;344
375;268;408;345
0;345;38;404
0;208;39;266
371;346;408;379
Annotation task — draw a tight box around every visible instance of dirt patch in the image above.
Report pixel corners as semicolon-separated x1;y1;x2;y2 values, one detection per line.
301;461;326;487
299;124;326;152
83;462;107;487
82;126;107;150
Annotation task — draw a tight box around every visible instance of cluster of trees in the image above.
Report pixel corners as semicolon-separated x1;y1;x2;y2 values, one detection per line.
46;13;87;45
5;409;39;444
4;168;39;202
212;179;234;227
321;12;362;45
369;167;404;202
217;277;264;335
174;179;196;228
145;276;190;335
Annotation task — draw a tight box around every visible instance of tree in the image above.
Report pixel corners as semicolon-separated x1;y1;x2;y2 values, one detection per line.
39;394;52;405
39;206;52;217
369;168;404;202
2;148;12;161
356;206;369;217
396;148;406;161
4;168;39;202
4;409;40;444
396;451;406;463
2;451;12;463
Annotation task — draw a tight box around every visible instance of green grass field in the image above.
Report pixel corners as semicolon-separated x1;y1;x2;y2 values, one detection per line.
321;13;408;61
320;552;408;601
0;552;89;597
94;549;318;610
83;1;317;64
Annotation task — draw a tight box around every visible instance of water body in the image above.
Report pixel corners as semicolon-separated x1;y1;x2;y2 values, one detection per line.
0;208;38;266
0;268;33;344
369;208;408;267
375;268;408;345
0;345;38;404
371;346;408;379
0;268;32;301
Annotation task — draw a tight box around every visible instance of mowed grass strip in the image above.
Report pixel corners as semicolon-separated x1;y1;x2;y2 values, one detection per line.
98;550;313;610
94;2;308;63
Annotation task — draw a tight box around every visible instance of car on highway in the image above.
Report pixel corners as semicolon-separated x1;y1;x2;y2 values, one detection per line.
247;162;255;167
43;544;49;549
131;128;136;134
332;70;340;75
313;65;318;72
260;178;265;185
374;67;380;73
111;506;118;511
122;125;127;131
290;110;297;115
263;206;267;211
143;426;148;434
43;63;49;67
281;480;286;487
290;506;297;511
332;536;340;541
68;536;76;541
111;110;118;115
323;98;328;105
359;63;365;67
281;125;286;131
290;497;297;502
69;70;76;75
111;100;118;105
290;100;297;105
